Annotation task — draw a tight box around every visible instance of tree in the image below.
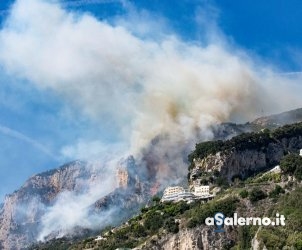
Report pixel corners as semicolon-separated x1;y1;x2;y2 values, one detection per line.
144;213;164;232
152;196;161;204
249;188;267;202
280;154;302;174
164;218;179;233
269;185;285;198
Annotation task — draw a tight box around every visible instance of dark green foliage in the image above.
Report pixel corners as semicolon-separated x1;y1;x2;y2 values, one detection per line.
294;165;302;180
226;130;272;151
186;196;239;228
140;207;148;213
164;218;179;233
280;154;302;174
188;140;224;162
131;224;147;238
237;226;253;249
188;129;274;163
274;187;302;231
271;122;302;140
252;188;302;249
280;153;302;180
268;185;285;198
144;212;164;232
249;188;267;202
189;122;302;164
239;189;249;198
152;196;161;203
162;201;190;217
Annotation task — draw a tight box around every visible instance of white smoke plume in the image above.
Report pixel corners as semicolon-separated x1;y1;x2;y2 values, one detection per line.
1;0;302;241
37;167;117;240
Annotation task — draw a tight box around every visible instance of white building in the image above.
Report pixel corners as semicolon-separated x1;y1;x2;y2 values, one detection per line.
193;186;210;197
161;186;195;202
161;185;213;202
161;186;185;202
163;186;184;196
300;149;302;156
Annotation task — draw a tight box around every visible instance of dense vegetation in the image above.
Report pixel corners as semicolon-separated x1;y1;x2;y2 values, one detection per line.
257;187;302;249
280;153;302;180
189;122;302;163
185;196;239;228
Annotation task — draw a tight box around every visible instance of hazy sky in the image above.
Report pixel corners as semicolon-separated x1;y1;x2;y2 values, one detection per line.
0;0;302;201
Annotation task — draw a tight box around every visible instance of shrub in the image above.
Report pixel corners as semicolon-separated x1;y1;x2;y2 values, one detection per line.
132;223;147;238
152;196;161;205
280;154;302;174
164;218;179;233
140;207;148;213
249;188;267;202
269;185;285;198
239;189;249;198
294;165;302;181
144;212;164;232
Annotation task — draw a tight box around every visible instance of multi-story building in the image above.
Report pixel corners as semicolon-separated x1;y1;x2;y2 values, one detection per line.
161;185;213;202
193;185;210;197
161;186;185;202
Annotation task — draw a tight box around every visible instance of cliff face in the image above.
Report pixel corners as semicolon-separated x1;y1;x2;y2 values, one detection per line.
0;161;108;250
138;226;236;250
190;135;302;182
0;157;148;250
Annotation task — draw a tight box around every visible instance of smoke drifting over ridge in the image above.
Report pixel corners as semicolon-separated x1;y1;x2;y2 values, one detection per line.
1;0;302;240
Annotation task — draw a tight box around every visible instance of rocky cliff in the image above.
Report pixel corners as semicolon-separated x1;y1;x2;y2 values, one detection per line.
189;124;302;183
137;226;236;250
0;160;99;249
0;157;149;250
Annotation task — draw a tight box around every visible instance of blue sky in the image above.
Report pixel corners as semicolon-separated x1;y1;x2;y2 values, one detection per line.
0;0;301;201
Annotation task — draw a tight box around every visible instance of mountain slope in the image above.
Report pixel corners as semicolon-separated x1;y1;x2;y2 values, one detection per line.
189;122;302;183
1;108;302;249
29;117;302;250
0;161;94;249
34;172;302;249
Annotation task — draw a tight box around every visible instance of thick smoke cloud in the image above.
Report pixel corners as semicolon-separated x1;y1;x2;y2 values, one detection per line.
1;0;301;151
1;0;302;240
